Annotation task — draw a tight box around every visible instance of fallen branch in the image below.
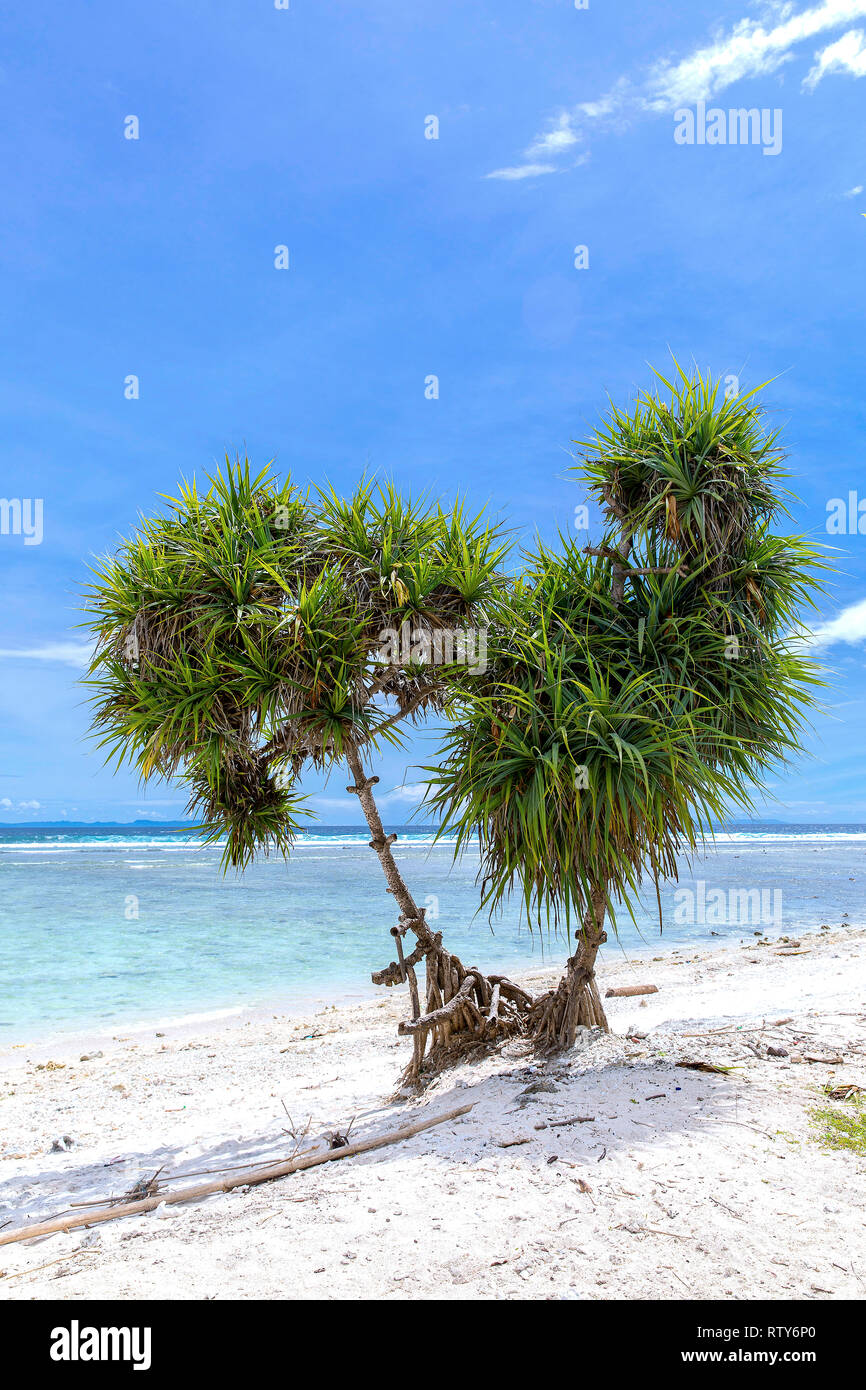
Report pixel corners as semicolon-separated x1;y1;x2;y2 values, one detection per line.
0;1250;99;1281
676;1060;737;1075
0;1104;475;1248
681;1017;792;1038
605;984;659;998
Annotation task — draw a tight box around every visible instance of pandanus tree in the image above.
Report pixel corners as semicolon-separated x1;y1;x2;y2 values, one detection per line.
82;460;533;1080
424;366;824;1051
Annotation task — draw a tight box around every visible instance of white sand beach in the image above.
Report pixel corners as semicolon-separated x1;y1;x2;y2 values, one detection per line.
1;925;864;1301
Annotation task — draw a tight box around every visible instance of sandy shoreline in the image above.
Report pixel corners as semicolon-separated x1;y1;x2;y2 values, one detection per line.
1;925;864;1300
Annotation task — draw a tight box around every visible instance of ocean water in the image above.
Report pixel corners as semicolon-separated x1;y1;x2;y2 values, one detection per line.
0;824;864;1041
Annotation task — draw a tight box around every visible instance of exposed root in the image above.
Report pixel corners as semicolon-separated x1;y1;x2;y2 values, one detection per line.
529;958;609;1053
374;933;534;1083
528;891;610;1054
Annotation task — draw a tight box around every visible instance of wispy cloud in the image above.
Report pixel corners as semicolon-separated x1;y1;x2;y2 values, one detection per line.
378;782;430;805
525;113;583;158
810;596;866;647
485;162;558;182
804;26;866;88
487;1;866;179
486;114;586;181
312;782;430;815
644;0;866;108
0;642;92;668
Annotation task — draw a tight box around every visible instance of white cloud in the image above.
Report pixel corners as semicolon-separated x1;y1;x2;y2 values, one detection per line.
0;642;92;668
379;782;430;805
576;91;624;120
810;596;866;646
485;162;558;181
843;182;864;194
526;113;582;157
803;26;866;87
313;783;429;815
487;113;587;180
0;798;41;811
645;1;866;109
312;797;356;813
488;1;866;178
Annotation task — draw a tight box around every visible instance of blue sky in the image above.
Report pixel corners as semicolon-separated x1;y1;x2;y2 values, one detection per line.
2;0;866;825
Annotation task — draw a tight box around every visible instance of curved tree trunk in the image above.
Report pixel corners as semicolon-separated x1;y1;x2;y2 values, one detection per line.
345;743;532;1080
529;886;610;1052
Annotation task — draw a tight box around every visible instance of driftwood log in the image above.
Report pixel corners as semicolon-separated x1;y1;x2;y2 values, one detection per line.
605;984;659;998
0;1103;474;1249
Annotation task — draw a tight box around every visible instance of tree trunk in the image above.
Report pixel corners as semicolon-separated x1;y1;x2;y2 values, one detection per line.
345;743;532;1080
529;886;610;1052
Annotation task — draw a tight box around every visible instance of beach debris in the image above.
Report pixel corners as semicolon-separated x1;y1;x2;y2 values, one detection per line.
279;1030;334;1050
280;1107;313;1160
626;1029;648;1041
804;1054;845;1066
676;1061;735;1075
691;1017;798;1035
326;1116;356;1150
49;1135;75;1153
36;1061;65;1071
823;1083;863;1101
0;1103;476;1248
124;1169;164;1202
517;1080;558;1106
605;984;659;998
767;1046;789;1058
79;1051;103;1062
709;1194;745;1220
0;1249;99;1283
615;1221;692;1242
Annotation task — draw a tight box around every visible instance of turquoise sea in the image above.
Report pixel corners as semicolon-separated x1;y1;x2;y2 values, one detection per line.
1;824;864;1041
